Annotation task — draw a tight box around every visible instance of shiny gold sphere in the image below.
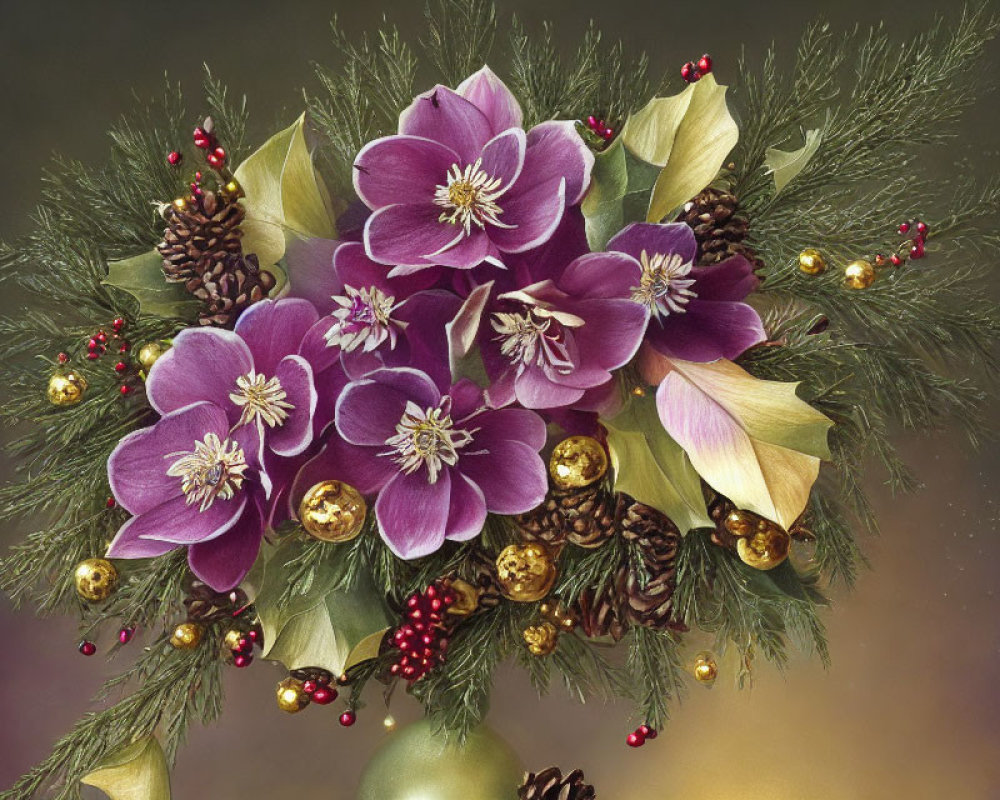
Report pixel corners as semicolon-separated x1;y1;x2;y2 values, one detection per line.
523;621;559;656
737;526;791;570
548;435;608;490
843;259;876;289
797;248;827;275
172;197;188;211
73;558;119;602
137;341;168;371
445;578;480;618
495;543;557;603
383;714;398;732
298;480;367;543
223;179;243;198
723;509;756;538
693;651;718;684
539;601;577;632
47;371;87;406
276;677;309;714
223;629;245;651
169;622;204;650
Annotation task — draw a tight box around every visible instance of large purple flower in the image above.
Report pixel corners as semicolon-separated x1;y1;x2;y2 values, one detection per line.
294;368;548;559
354;66;594;272
604;223;765;362
106;401;267;590
147;299;320;459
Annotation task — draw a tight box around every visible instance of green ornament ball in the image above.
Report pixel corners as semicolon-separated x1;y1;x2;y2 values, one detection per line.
356;719;524;800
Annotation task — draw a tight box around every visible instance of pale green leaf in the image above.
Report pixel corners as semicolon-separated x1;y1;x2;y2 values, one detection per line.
103;251;198;320
581;137;627;250
603;394;711;533
81;736;171;800
765;127;823;193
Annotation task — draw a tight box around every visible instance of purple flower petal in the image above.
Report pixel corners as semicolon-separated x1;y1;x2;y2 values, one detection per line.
571;297;649;370
513;366;585;410
522;120;595;205
503;208;590;287
399;86;494;164
427;228;497;269
448;378;489;419
353;135;460;209
334;241;437;296
126;492;247;546
234;298;320;378
460;407;548;451
108;401;231;514
299;317;341;376
648;300;766;362
479;128;526;192
364;203;464;269
268;355;318;457
689;255;759;301
335;368;441;446
146;328;252;418
375;468;452;559
187;497;264;590
557;251;642;300
105;518;179;559
607;222;698;265
460;439;547;514
283;237;342;314
456;66;523;134
489;177;566;253
290;435;397;518
445;471;487;542
392;290;463;389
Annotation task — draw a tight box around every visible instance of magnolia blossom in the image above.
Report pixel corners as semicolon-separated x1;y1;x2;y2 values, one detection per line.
354;66;594;272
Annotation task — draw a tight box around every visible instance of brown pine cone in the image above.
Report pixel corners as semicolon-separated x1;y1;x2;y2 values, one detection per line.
183;579;248;624
515;484;618;549
193;252;276;327
620;500;684;631
519;768;596;800
575;565;627;642
459;548;503;611
675;187;764;270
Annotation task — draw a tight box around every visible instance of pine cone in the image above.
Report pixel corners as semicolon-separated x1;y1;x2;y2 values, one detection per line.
575;565;627;642
620;500;684;631
519;768;596;800
158;190;275;327
183;579;248;624
515;484;618;549
462;548;503;611
675;187;764;270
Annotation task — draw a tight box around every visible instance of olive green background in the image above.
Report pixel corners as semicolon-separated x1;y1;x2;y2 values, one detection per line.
1;1;997;798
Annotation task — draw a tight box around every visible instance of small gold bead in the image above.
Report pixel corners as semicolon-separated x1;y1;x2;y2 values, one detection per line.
383;714;397;732
798;248;827;275
172;197;188;211
693;651;718;685
224;179;242;197
170;622;204;650
631;386;646;397
73;558;118;602
48;372;87;406
523;621;559;656
276;677;309;714
223;629;244;651
137;341;168;371
843;259;876;289
723;509;756;538
548;435;608;490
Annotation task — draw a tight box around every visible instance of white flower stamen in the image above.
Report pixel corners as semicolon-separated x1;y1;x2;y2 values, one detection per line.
630;249;698;319
433;158;507;235
384;400;474;484
325;285;403;353
230;371;294;429
167;433;248;512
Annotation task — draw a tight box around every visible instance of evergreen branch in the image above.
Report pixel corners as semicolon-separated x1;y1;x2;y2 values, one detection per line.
422;0;498;84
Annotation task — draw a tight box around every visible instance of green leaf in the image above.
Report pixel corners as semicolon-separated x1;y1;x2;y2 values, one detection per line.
621;74;739;223
765;127;823;193
252;539;391;676
80;736;171;800
581;137;627;251
103;251;198;321
234;113;338;269
603;394;711;533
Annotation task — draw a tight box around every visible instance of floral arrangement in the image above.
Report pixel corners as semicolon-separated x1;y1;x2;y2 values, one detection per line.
2;2;998;798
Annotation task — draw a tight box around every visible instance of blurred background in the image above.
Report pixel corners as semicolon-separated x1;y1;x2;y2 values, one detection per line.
0;1;997;798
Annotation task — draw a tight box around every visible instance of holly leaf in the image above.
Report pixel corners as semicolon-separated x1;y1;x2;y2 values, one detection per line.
581;136;627;251
80;736;171;800
251;540;391;676
621;74;739;223
103;251;198;321
643;353;833;530
603;394;711;533
234;113;338;269
765;127;823;194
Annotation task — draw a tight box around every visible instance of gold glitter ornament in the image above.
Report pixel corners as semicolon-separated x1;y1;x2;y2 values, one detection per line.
73;558;119;602
736;525;791;570
276;677;310;713
523;621;559;656
843;259;876;289
298;480;367;543
169;622;204;650
223;629;244;651
495;543;557;602
539;601;577;632
693;651;718;684
47;371;87;406
137;341;168;371
797;248;826;275
548;436;608;490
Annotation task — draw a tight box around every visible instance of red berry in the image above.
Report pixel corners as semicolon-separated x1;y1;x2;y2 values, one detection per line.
680;62;699;82
193;127;212;149
120;385;131;396
626;731;645;747
910;239;925;259
639;725;658;740
119;342;129;352
96;332;107;344
915;220;928;236
167;150;183;166
898;221;911;234
112;317;125;332
302;679;318;695
603;127;614;140
233;653;253;668
87;352;99;360
78;640;97;656
890;254;904;266
311;686;337;705
339;710;357;727
57;352;68;363
106;497;116;509
118;627;135;644
697;54;713;74
114;361;127;373
88;339;98;351
247;629;260;644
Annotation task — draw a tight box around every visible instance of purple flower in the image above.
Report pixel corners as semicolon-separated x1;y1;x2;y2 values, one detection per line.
146;298;320;459
354;66;594;272
294;368;548;559
106;401;267;590
605;223;765;362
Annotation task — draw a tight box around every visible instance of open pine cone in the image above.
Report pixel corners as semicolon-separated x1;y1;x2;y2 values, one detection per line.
620;500;684;630
515;484;619;549
519;767;596;800
675;187;764;270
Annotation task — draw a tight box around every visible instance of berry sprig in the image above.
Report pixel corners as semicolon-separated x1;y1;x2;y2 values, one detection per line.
225;626;262;669
681;54;713;83
584;115;615;142
389;581;457;683
167;116;243;216
876;217;930;268
626;724;657;748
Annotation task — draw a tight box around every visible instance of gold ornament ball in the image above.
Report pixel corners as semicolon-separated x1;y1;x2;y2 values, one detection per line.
523;621;559;656
223;629;245;651
843;259;876;289
495;543;558;603
276;677;310;714
137;341;168;371
693;651;719;685
737;526;791;570
798;248;827;275
298;480;367;543
47;371;87;406
549;435;608;490
723;509;757;538
73;558;119;603
170;621;204;650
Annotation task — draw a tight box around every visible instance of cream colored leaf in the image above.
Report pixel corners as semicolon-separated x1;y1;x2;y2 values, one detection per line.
81;737;171;800
622;75;739;223
765;127;823;193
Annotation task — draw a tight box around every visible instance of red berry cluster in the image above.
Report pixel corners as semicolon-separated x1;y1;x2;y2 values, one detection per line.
297;668;340;705
79;622;137;657
875;217;931;269
585;115;615;142
192;118;227;170
228;627;261;669
681;54;713;83
72;316;136;397
626;724;657;748
390;581;457;683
